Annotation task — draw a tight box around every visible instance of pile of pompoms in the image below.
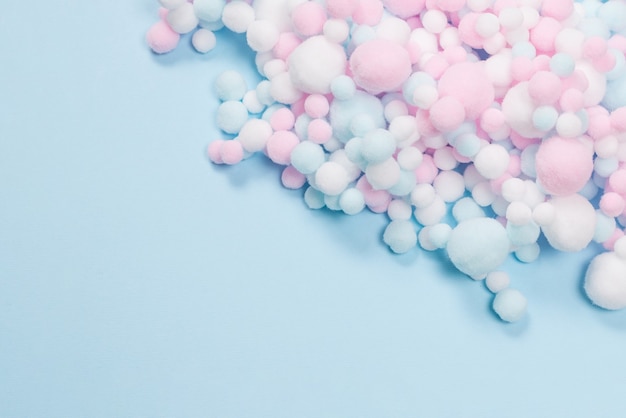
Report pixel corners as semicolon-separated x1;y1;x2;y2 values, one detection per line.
147;0;626;322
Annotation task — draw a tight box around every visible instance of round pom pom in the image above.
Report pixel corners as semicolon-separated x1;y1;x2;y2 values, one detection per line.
315;161;350;195
535;136;594;196
446;217;510;280
493;288;528;322
192;29;216;53
542;194;596;252
387;199;413;220
339;188;366;215
383;220;418;253
486;271;510;293
473;144;510;180
429;96;466;132
193;0;225;22
291;1;327;36
438;62;495;119
289;36;347;94
215;70;247;101
219;140;244;165
584;252;626;310
350;39;412;94
221;1;255;33
366;157;401;190
266;130;300;165
166;2;199;34
146;21;180;54
281;165;307;189
246;19;280;52
290;141;326;174
216;100;249;134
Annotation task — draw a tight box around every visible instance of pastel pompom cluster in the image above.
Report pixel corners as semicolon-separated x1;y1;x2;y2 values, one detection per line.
147;0;626;322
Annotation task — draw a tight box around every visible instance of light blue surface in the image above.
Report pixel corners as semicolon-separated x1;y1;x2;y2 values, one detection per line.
1;2;626;417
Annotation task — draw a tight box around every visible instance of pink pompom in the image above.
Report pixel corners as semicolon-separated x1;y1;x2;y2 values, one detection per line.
356;176;391;212
586;110;612;140
611;108;626;131
535;136;594;196
583;37;608;59
593;53;617;73
414;154;439;184
608;35;626;53
511;56;535;82
352;0;384;25
326;0;358;18
533;54;551;72
304;94;330;118
266;131;300;165
481;108;506;133
208;140;225;164
349;39;412;94
507;154;522;177
146;20;180;54
559;88;584;112
270;108;296;131
438;62;495;119
429;96;466;132
510;132;540;150
529;17;561;54
415;109;438;137
307;119;333;144
220;140;244;165
442;46;467;64
291;1;327;37
600;192;625;217
457;13;484;49
609;169;626;194
528;71;562;105
423;54;450;79
273;32;301;60
281;165;307;189
541;0;574;20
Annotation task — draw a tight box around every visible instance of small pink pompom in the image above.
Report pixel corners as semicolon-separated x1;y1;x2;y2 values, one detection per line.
291;1;327;37
270;108;296;131
429;96;466;132
414;154;439;184
304;94;330;118
611;108;626;131
146;20;180;54
541;0;574;20
352;0;384;25
600;192;625;217
529;17;561;54
220;140;244;165
266;131;300;165
207;140;225;164
307;119;333;144
528;71;562;105
281;165;307;189
273;32;301;61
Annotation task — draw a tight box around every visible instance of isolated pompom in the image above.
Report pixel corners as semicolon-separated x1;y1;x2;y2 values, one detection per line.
493;288;528;322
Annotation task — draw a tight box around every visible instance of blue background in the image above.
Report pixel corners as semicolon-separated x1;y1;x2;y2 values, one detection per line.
1;1;626;417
